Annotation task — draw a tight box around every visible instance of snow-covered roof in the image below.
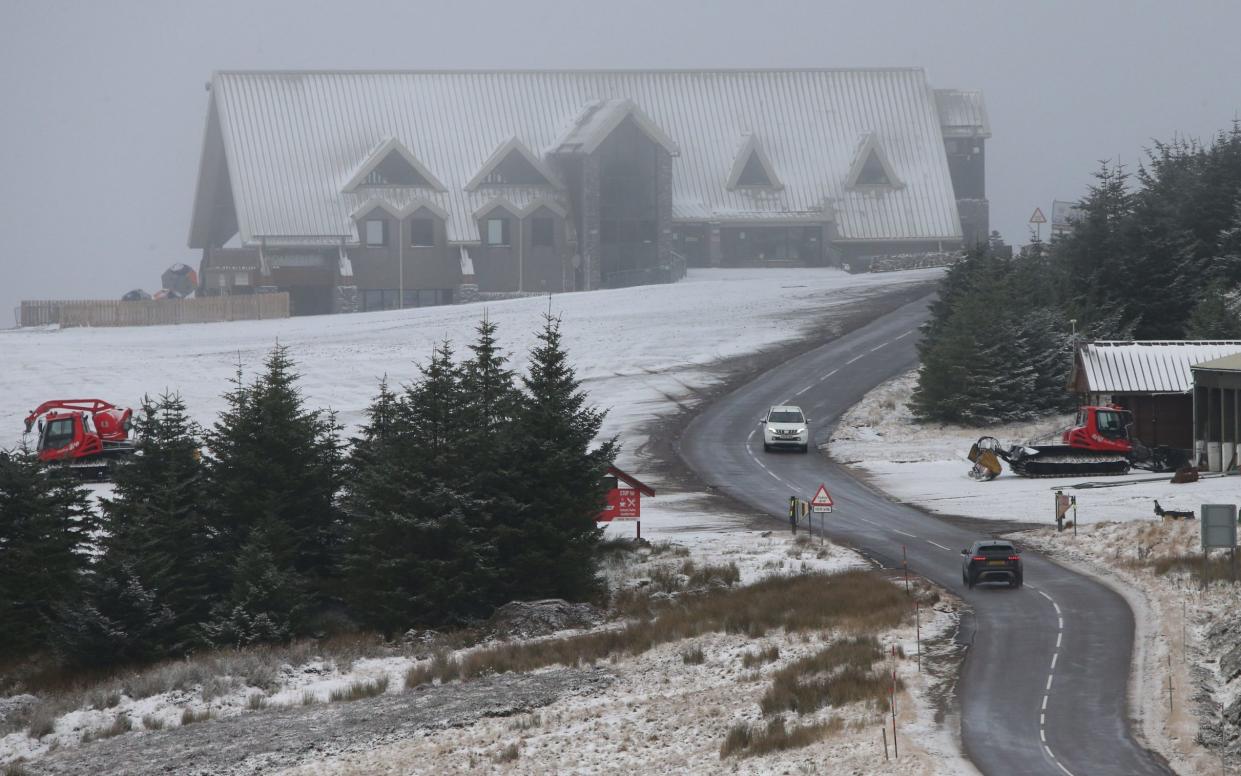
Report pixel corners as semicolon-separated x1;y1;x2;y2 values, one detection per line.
1075;340;1241;394
934;90;990;138
191;69;974;247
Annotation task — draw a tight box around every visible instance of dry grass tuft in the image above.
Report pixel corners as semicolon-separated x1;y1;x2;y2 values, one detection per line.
493;742;520;763
741;645;780;668
141;713;165;731
759;636;896;717
1129;552;1240;582
3;762;32;776
329;675;389;703
405;570;907;687
88;687;122;710
686;562;741;588
81;714;132;744
719;715;842;759
24;704;59;740
246;692;269;711
680;646;706;665
301;690;318;706
180;707;212;726
508;713;542;731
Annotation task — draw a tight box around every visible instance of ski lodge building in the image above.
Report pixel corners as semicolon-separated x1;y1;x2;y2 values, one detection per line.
187;69;989;315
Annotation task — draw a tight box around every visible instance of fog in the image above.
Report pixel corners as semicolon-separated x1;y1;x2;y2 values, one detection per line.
2;0;1239;327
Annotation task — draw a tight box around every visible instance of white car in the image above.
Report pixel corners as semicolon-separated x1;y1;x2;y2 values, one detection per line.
761;405;810;453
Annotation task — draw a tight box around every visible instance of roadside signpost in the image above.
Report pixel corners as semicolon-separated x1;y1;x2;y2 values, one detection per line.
1029;207;1047;241
811;484;833;513
1200;504;1237;587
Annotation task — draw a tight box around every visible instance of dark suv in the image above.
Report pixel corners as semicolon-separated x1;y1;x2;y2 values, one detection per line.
961;541;1023;588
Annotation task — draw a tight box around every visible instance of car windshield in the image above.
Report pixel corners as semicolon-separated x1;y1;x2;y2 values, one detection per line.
41;418;75;451
977;544;1014;555
769;410;804;424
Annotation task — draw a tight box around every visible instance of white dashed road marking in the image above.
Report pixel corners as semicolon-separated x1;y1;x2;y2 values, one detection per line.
927;540;953;552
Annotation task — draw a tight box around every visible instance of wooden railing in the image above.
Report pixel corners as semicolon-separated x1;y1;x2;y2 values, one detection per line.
19;294;290;328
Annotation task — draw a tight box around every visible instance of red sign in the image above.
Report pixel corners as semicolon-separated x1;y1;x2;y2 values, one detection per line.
811;484;834;507
598;487;641;522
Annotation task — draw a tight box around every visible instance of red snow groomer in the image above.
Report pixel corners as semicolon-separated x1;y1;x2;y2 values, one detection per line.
967;404;1191;480
23;399;135;479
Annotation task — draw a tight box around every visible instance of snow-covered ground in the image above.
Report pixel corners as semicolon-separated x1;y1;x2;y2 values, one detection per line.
2;268;969;771
0;495;970;774
830;369;1238;771
829;370;1240;525
1;267;940;475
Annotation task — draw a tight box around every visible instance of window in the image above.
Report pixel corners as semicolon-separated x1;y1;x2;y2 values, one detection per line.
40;418;76;451
856;150;891;186
486;217;511;246
736;152;773;186
768;409;804;424
410;218;436;247
532;217;554;247
365;219;388;246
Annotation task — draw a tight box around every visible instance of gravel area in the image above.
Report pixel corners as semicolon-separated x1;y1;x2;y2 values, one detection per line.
24;668;613;776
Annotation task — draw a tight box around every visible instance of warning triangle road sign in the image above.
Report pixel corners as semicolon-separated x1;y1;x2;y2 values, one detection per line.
811;484;834;507
1029;207;1047;224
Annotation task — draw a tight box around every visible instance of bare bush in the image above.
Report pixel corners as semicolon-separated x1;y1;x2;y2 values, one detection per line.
81;714;132;744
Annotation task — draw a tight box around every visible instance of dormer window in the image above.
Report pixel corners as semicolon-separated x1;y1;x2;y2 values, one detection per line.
846;133;903;190
483;151;549;185
726;135;782;191
362;151;432;187
855;150;890;186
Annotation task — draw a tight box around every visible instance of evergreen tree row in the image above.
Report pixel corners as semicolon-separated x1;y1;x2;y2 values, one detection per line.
915;123;1241;425
0;314;616;667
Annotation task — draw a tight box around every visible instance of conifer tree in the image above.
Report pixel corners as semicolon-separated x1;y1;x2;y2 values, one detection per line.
0;448;96;657
1185;283;1241;339
52;564;175;667
97;392;214;651
342;344;496;632
203;345;343;642
503;315;617;600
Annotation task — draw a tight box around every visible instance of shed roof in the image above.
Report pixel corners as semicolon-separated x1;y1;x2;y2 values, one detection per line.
191;69;974;247
1191;353;1241;373
1075;340;1241;394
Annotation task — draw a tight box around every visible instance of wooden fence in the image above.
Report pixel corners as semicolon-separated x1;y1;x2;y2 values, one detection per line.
19;293;290;328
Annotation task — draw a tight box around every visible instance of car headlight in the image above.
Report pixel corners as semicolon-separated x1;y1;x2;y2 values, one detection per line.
794;427;807;434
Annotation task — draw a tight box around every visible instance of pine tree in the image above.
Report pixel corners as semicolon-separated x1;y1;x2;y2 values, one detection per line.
92;392;215;652
52;564;175;667
203;345;343;642
342;345;497;632
0;448;96;657
1185;283;1241;339
503;315;617;600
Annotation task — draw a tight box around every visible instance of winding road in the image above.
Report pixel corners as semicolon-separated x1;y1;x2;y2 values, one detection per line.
678;294;1174;776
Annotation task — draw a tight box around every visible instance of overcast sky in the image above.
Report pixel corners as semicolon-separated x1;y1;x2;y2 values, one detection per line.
2;0;1239;327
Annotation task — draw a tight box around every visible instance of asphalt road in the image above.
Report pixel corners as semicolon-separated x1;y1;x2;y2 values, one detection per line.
678;294;1174;776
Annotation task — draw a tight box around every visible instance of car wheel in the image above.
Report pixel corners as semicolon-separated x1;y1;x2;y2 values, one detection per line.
799;444;809;454
966;575;974;589
1015;575;1023;588
763;443;771;452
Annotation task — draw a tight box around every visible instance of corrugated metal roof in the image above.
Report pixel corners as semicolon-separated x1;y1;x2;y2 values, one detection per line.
1077;341;1241;393
1192;353;1241;373
934;90;990;138
202;69;973;246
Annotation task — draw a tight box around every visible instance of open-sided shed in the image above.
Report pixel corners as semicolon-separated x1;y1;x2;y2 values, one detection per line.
1070;340;1241;449
1191;353;1241;471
